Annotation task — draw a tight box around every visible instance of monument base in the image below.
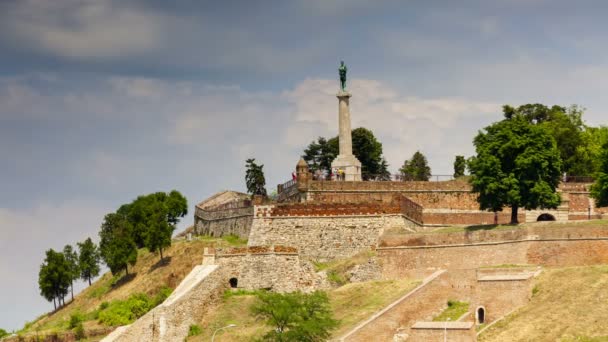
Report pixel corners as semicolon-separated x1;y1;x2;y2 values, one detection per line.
331;154;362;181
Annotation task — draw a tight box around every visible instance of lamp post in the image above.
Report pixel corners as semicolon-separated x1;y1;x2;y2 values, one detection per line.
211;324;237;342
588;206;591;220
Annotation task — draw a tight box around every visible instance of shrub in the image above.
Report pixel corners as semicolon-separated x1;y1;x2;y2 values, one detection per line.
74;322;85;340
327;271;347;286
188;324;202;337
69;312;84;329
99;301;109;310
153;286;173;306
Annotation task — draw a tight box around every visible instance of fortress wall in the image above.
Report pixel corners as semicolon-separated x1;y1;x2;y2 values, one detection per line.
378;239;608;279
308;179;471;192
249;205;415;259
380;225;608;247
193;205;253;239
423;211;522;225
209;246;324;292
473;277;534;323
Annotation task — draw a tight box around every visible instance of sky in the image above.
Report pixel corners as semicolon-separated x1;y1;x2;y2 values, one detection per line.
1;0;608;331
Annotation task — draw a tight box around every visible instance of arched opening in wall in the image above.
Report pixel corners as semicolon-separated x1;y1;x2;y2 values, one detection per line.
476;307;485;324
229;278;238;288
537;213;556;221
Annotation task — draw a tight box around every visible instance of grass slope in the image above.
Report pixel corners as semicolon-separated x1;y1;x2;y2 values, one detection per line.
480;265;608;342
187;278;420;341
19;235;246;339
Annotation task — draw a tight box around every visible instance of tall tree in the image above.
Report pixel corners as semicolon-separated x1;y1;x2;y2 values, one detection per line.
62;245;79;301
400;151;432;181
503;104;588;176
99;213;138;276
468;112;562;224
78;238;101;286
38;249;71;310
303;127;389;180
590;142;608;207
453;155;466;178
245;158;268;196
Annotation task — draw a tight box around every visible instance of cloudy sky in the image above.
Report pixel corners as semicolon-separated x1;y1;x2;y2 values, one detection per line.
2;0;608;331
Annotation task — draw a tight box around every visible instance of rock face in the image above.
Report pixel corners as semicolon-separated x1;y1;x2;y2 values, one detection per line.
348;258;381;283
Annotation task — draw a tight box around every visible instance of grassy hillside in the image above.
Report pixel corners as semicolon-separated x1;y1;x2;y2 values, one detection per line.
479;265;608;342
186;278;421;341
17;235;246;340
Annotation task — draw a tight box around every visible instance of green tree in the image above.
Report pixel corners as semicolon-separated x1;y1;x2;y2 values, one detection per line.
590;142;608;207
78;238;101;286
304;127;389;180
0;328;8;338
38;249;71;310
245;158;268;196
252;291;338;342
63;245;79;301
453;155;466;178
140;191;188;261
400;151;432;181
468;112;562;224
99;213;138;276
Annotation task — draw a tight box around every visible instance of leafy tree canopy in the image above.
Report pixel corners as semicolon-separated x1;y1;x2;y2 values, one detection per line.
400;151;432;181
78;237;101;285
468;112;562;223
99;212;138;275
303;127;389;180
454;155;466;178
252;291;338;342
38;249;71;310
245;158;268;196
591;142;608;207
0;329;8;338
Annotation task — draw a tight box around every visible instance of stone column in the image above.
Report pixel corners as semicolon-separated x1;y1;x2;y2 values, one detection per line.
331;91;362;181
338;93;353;155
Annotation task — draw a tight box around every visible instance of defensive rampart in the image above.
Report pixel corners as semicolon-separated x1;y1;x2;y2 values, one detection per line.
193;198;253;239
248;205;417;260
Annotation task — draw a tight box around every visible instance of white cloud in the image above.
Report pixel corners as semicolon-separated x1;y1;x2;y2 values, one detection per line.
4;0;164;59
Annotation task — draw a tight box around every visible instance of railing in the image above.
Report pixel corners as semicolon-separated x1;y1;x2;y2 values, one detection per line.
277;179;299;202
400;196;424;224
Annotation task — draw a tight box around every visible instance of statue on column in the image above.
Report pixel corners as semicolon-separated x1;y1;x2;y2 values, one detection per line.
339;61;347;91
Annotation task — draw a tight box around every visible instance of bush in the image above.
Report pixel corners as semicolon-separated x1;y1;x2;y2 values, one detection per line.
74;322;85;340
0;329;9;339
69;312;84;329
153;286;173;306
98;288;172;327
188;324;202;337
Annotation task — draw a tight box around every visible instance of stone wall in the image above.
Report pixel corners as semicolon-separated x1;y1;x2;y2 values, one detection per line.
204;246;325;292
249;205;416;259
379;238;608;279
408;322;476;342
193;201;253;239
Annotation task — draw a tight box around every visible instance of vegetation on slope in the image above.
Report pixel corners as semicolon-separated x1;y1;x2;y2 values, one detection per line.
18;235;246;340
479;266;608;342
433;300;469;322
187;278;420;341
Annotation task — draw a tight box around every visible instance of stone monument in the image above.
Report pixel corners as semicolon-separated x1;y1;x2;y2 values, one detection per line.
331;61;362;181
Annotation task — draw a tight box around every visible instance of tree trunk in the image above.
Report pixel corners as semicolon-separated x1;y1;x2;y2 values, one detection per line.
160;248;163;262
53;297;56;311
510;205;519;224
71;281;74;301
125;265;129;276
88;276;92;286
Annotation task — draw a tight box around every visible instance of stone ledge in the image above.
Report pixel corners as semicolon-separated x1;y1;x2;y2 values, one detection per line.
411;321;474;330
377;237;608;250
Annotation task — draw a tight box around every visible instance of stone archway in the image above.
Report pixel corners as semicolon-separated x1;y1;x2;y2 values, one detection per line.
229;277;238;288
476;306;486;324
537;213;556;221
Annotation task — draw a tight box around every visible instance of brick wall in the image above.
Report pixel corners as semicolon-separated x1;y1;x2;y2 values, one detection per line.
378;238;608;279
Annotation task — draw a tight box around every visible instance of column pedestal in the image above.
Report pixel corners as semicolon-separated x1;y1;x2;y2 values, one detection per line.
331;91;362;181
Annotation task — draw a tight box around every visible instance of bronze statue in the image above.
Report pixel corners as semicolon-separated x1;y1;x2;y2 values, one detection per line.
339;61;347;91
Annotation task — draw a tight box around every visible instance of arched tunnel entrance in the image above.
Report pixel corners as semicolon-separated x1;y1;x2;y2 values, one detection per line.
537;213;556;221
477;307;485;324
